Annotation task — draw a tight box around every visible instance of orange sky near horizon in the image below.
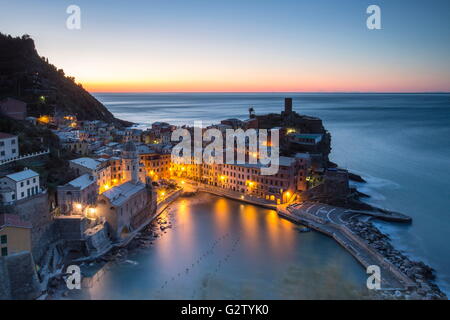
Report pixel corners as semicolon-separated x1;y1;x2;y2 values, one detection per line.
2;1;449;94
82;78;450;93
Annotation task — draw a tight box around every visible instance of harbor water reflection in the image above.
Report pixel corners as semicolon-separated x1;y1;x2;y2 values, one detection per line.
80;193;370;299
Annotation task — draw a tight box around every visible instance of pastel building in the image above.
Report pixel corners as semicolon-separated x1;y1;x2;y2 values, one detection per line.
217;155;310;204
0;169;41;203
96;141;155;240
56;173;98;215
0;214;32;257
69;157;112;193
170;150;311;204
140;152;172;180
0;132;19;161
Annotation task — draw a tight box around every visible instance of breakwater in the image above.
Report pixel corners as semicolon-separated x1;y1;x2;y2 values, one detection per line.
277;202;447;299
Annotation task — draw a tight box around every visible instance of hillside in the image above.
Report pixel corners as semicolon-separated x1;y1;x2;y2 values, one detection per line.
0;33;130;125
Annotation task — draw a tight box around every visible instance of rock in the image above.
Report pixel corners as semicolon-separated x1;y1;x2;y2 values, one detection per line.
408;292;422;300
48;277;60;288
417;288;427;296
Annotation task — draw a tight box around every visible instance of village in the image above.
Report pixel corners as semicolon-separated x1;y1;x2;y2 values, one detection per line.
1;96;445;300
1;97;347;299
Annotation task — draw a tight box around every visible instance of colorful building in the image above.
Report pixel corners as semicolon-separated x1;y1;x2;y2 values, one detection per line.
0;214;32;257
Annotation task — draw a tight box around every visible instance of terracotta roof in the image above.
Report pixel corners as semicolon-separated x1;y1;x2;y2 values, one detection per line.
0;214;32;229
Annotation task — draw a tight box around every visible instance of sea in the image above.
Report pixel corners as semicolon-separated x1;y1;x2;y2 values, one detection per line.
85;92;450;298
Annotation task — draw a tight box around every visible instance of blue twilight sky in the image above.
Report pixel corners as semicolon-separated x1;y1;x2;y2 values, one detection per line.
1;0;449;92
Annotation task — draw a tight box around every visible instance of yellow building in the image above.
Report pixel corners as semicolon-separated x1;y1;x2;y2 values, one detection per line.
0;214;32;257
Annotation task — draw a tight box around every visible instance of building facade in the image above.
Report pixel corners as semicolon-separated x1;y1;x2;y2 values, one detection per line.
56;173;98;215
0;169;40;203
0;132;19;161
0;214;32;257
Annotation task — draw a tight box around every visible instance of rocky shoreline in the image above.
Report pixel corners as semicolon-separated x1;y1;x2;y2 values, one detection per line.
43;193;447;300
347;218;447;300
43;208;175;299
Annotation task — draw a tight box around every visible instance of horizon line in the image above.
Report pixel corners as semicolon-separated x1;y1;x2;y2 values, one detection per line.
89;91;450;94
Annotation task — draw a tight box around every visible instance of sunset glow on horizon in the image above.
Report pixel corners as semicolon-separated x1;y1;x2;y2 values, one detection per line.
1;0;449;93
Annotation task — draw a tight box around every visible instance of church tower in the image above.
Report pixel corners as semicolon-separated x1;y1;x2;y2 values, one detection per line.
122;140;139;184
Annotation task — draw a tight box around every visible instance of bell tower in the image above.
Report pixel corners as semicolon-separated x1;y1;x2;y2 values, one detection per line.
122;140;139;184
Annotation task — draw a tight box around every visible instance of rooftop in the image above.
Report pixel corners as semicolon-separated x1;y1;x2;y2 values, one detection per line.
0;214;32;229
290;133;323;139
0;132;17;139
225;156;296;169
67;173;95;190
70;157;101;170
5;169;39;182
102;181;146;207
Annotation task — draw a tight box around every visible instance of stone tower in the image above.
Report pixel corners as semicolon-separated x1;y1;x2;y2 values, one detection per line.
122;140;139;184
249;107;256;119
284;98;293;114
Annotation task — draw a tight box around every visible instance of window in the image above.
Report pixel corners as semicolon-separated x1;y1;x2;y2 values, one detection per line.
11;139;16;145
0;151;4;156
0;235;7;244
1;247;7;257
21;192;24;197
20;182;24;187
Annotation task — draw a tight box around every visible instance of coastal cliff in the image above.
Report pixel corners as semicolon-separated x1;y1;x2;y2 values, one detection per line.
0;33;130;125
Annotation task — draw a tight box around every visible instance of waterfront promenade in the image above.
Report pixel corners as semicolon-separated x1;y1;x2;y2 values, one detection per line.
277;202;416;290
179;179;415;290
180;180;277;209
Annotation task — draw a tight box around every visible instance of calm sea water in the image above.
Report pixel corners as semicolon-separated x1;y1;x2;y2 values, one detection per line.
91;92;450;297
79;193;368;299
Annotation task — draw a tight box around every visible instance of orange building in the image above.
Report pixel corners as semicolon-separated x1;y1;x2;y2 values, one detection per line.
0;214;32;257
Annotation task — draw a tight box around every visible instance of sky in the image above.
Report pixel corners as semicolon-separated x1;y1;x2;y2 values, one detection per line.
1;0;449;92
